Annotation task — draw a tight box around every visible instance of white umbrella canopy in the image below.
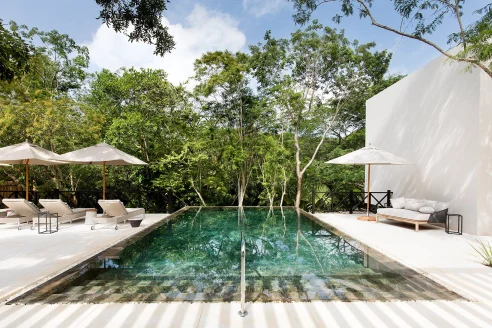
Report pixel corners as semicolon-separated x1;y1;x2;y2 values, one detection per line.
0;140;68;165
326;145;411;165
0;141;69;199
59;142;147;166
326;145;411;221
59;142;147;199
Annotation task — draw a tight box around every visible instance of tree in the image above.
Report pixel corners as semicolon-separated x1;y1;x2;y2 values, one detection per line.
0;22;99;192
256;134;291;208
85;67;194;203
0;19;32;82
194;51;268;207
4;21;90;96
250;22;392;208
289;0;492;78
95;0;175;56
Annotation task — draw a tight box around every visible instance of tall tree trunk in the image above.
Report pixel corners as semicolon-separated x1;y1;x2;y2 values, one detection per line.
294;124;303;208
279;167;287;207
294;100;342;208
191;179;206;206
238;172;247;207
295;174;303;208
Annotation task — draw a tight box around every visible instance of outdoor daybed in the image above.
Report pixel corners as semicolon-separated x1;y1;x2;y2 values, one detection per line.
376;198;449;232
93;200;145;230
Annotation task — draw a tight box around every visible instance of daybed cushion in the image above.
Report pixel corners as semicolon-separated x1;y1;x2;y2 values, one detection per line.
390;197;405;209
419;206;435;214
404;200;425;211
424;200;438;209
377;208;430;222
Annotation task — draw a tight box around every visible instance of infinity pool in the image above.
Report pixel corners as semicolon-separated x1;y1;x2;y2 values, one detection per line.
13;207;460;303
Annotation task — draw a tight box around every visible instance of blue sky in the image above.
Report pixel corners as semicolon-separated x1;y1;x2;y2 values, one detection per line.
1;0;489;84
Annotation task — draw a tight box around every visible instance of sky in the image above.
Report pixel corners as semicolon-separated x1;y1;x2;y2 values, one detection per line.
1;0;489;86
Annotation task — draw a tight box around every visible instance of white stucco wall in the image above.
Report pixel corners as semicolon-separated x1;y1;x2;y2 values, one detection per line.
366;55;492;235
477;71;492;235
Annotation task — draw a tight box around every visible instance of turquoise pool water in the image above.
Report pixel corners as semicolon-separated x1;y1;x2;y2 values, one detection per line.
15;208;460;303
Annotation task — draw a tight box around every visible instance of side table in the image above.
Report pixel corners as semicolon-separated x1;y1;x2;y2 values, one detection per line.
85;209;97;225
446;214;463;235
38;212;58;234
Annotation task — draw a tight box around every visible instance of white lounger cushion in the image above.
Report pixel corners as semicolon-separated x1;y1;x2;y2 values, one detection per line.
2;199;43;217
94;200;145;228
39;199;74;216
377;208;430;222
38;199;93;224
98;200;128;217
1;199;45;227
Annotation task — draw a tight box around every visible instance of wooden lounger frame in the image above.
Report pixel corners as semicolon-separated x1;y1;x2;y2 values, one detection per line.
376;214;428;232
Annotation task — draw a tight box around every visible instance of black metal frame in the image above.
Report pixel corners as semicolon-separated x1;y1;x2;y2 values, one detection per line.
38;212;58;234
311;189;392;214
445;213;463;235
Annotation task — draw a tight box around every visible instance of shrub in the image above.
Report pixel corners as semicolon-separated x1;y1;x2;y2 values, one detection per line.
470;239;492;267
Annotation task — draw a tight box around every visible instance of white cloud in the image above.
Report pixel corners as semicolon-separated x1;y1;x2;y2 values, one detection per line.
86;4;246;86
243;0;288;17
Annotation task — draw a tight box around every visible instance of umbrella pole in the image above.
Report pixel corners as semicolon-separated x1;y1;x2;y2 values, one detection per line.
25;160;29;200
367;164;370;217
358;163;375;221
103;161;106;200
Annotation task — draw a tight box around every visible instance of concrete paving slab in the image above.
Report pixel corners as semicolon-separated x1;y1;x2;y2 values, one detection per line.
315;213;492;302
0;214;168;302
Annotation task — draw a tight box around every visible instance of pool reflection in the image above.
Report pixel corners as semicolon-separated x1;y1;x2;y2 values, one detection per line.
14;208;461;304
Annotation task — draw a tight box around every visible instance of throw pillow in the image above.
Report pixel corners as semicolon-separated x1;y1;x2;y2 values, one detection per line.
404;200;425;211
424;200;438;209
419;206;435;214
435;202;450;212
390;197;406;209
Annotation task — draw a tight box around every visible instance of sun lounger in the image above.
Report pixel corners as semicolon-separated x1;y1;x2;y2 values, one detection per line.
1;198;45;230
38;199;95;227
94;200;145;230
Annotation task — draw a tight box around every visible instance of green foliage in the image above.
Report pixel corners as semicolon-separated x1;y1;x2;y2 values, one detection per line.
453;4;492;73
0;18;402;210
0;19;32;81
95;0;175;56
193;50;270;206
470;238;492;267
250;21;394;207
289;0;492;77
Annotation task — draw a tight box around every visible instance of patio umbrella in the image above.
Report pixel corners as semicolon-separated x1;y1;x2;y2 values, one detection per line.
325;145;410;221
0;141;68;200
59;142;147;200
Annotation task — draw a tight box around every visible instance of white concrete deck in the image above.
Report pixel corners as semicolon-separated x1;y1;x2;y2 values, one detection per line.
0;214;168;303
0;213;492;327
0;300;491;327
315;213;492;303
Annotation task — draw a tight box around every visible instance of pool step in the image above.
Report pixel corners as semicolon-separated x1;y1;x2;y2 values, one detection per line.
17;269;458;304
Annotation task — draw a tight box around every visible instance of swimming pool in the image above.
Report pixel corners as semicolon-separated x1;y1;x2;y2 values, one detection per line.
12;207;461;303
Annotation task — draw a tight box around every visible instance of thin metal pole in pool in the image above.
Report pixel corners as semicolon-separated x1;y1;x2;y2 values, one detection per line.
239;232;248;317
